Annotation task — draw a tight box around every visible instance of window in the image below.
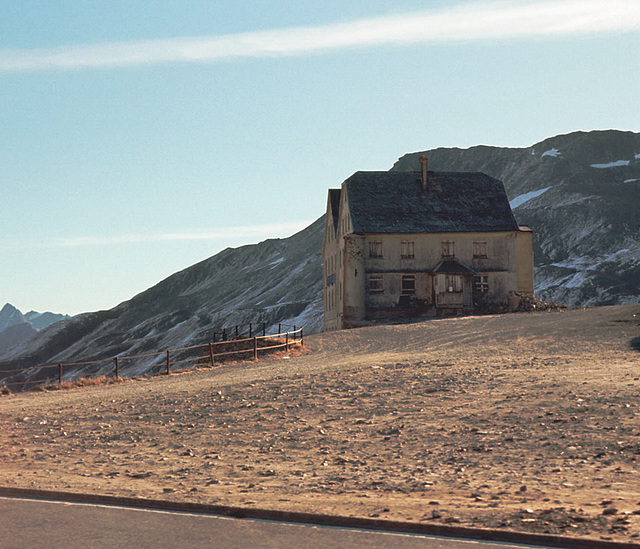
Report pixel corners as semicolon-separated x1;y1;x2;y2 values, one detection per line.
368;275;384;293
401;241;415;259
445;274;462;293
401;275;416;295
474;275;489;293
441;240;455;258
473;241;487;258
369;241;383;258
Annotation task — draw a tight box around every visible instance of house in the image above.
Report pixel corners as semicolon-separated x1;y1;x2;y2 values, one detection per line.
322;158;534;331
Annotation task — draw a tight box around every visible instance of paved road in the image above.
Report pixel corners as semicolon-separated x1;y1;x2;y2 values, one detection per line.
1;496;555;549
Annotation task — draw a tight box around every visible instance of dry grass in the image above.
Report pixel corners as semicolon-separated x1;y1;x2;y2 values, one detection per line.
1;305;639;544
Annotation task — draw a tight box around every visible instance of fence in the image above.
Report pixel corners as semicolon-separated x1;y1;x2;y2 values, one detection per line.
0;324;303;392
211;322;294;342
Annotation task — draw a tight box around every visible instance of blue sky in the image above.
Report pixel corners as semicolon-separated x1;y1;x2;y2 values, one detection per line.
1;0;639;315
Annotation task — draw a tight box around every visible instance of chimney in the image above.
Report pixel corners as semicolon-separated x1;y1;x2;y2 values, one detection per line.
419;156;429;191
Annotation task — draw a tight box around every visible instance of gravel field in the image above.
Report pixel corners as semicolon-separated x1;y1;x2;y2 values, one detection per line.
2;304;640;543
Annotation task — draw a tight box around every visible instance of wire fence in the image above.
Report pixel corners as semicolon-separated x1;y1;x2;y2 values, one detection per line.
0;323;303;392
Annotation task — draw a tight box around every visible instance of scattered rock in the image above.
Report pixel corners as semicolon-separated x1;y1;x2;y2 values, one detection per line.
127;472;153;479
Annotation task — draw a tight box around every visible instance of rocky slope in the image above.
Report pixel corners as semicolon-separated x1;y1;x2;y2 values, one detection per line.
392;130;640;306
0;322;38;354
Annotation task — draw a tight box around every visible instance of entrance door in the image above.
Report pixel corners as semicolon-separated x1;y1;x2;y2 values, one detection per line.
435;274;465;307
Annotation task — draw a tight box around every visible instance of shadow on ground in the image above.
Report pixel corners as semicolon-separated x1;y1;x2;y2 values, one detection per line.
631;336;640;352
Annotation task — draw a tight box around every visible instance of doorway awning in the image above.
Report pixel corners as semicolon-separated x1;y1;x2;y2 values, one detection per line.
431;260;475;274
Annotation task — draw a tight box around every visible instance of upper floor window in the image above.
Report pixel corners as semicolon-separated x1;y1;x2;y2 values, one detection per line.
401;241;415;259
441;240;455;258
473;241;487;258
369;241;383;258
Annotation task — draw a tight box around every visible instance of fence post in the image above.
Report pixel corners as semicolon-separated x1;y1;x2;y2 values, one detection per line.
235;325;238;338
249;323;252;338
166;350;170;375
285;332;289;352
293;325;297;340
253;337;258;361
213;332;217;343
58;364;62;385
301;327;304;346
114;357;119;380
223;328;227;341
262;322;266;337
208;343;215;367
278;323;281;335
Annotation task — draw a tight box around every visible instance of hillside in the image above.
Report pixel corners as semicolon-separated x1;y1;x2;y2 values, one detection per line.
2;305;639;543
0;323;38;354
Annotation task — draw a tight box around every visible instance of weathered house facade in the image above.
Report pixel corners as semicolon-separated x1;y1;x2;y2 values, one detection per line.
322;161;534;331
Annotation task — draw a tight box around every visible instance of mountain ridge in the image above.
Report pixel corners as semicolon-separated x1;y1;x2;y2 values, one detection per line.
0;304;68;356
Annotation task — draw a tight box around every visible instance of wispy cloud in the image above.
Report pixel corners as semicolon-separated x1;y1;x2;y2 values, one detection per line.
1;0;638;72
0;221;312;249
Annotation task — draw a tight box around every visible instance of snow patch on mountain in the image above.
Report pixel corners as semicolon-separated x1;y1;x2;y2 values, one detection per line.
535;246;640;300
509;186;552;209
549;248;634;271
591;160;630;168
553;194;594;207
541;148;560;158
624;178;639;183
280;297;323;334
269;257;285;268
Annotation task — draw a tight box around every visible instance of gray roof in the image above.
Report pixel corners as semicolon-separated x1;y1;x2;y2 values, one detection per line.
342;171;519;234
328;188;341;233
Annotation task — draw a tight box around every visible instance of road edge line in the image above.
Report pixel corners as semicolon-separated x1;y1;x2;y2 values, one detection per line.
0;486;637;549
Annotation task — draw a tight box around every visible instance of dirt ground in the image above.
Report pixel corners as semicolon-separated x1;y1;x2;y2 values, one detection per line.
1;304;640;543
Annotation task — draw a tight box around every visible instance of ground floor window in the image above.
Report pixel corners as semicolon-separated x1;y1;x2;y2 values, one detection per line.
474;275;489;293
368;274;384;293
401;274;416;294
